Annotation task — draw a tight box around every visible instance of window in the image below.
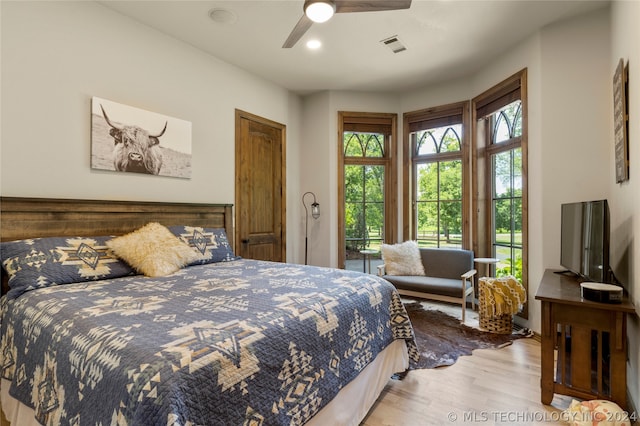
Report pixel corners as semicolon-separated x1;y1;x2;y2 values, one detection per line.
403;102;471;249
338;112;397;272
473;69;528;315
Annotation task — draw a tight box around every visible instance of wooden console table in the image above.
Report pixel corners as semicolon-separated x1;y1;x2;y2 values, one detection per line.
535;269;636;409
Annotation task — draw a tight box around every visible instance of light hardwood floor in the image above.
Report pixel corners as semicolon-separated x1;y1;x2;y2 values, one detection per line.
362;338;577;425
363;300;575;426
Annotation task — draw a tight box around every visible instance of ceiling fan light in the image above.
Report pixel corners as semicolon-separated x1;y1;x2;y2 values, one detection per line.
305;1;335;23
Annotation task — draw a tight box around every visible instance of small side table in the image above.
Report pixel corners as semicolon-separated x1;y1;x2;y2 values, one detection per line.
360;249;378;274
474;257;499;277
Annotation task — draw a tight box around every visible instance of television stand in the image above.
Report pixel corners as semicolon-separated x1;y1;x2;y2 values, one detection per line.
535;269;635;409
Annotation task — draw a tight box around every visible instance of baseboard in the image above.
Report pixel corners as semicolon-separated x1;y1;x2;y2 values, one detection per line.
626;390;639;425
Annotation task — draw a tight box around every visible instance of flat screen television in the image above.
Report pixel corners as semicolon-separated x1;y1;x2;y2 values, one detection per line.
560;199;610;283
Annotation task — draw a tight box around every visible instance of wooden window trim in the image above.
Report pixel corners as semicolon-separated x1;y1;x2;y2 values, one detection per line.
338;111;397;269
472;68;528;318
403;101;471;249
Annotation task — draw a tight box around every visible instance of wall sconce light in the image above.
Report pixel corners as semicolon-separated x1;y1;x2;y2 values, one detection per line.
302;191;320;265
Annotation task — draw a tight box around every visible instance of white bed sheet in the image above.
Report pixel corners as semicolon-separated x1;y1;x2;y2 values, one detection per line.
1;340;408;426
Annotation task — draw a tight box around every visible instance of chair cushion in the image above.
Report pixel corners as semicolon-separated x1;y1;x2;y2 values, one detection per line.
383;275;470;299
420;248;474;278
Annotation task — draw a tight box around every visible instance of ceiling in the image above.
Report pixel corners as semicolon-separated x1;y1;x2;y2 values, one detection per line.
99;0;609;96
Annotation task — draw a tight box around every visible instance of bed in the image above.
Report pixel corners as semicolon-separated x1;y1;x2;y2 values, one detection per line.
0;197;417;426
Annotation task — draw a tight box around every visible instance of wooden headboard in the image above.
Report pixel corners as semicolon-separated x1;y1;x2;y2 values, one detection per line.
0;197;233;243
0;197;234;293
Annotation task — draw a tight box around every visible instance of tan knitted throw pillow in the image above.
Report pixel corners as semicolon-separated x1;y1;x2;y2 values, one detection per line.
107;222;201;277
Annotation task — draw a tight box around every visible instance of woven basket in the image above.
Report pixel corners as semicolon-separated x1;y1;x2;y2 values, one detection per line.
479;311;513;334
478;278;514;334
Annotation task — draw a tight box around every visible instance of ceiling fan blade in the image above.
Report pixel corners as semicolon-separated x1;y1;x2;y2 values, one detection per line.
282;14;313;48
335;0;411;14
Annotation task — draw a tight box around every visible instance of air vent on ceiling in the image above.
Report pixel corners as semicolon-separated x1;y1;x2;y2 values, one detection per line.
381;35;406;53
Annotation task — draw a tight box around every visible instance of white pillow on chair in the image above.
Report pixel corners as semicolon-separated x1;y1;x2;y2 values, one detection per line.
381;241;426;276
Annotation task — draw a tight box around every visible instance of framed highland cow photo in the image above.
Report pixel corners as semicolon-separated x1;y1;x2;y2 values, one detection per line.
91;97;192;179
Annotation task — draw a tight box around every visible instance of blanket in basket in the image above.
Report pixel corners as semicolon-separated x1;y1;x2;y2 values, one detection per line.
479;276;526;318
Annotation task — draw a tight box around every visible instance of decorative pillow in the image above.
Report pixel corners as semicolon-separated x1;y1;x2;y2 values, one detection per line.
106;222;202;277
169;226;240;265
1;235;136;300
380;241;425;276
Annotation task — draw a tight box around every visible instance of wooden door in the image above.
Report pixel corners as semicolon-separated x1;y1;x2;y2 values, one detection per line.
235;110;286;262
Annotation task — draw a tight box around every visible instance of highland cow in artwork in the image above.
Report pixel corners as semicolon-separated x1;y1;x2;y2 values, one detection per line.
91;97;193;179
100;104;166;175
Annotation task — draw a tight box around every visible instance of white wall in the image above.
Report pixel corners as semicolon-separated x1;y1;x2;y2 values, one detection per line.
538;6;612;271
299;92;331;266
0;1;302;259
536;7;612;334
610;0;640;412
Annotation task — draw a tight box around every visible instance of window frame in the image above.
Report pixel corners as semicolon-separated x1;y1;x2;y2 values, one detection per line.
337;111;397;269
403;101;472;249
472;69;528;318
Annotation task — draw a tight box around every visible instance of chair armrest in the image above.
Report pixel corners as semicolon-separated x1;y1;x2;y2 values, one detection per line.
461;269;478;311
377;264;386;276
461;269;477;280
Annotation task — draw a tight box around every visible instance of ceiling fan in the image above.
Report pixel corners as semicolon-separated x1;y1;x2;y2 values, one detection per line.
282;0;412;48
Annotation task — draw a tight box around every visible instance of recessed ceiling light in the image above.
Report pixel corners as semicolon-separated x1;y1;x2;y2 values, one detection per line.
306;39;322;49
208;8;237;25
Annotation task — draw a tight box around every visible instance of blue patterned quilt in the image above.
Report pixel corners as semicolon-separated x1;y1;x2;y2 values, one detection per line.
1;259;417;425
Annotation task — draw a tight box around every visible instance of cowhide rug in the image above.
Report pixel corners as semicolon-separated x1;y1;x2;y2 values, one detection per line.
403;301;532;370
